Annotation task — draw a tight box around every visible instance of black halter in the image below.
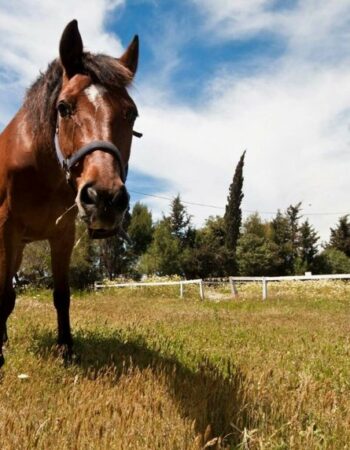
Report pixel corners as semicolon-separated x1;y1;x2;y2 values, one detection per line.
54;133;128;185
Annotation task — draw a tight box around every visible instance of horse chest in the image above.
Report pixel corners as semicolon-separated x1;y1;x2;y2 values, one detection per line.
9;169;74;237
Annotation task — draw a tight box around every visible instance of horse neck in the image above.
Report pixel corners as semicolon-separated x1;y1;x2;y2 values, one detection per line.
7;108;67;187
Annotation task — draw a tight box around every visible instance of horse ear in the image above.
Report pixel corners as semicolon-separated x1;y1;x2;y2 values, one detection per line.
119;35;139;77
59;19;83;78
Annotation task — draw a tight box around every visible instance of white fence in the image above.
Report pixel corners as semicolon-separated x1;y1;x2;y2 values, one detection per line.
229;274;350;300
94;279;206;300
94;273;350;301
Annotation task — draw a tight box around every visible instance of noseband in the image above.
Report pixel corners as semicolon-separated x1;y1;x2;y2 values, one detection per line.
55;129;142;186
54;133;128;185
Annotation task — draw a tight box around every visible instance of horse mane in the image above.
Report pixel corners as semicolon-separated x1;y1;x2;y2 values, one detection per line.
24;53;133;145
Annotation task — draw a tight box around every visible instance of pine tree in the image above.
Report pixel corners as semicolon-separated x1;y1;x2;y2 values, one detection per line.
270;203;303;275
270;210;293;275
328;215;350;257
169;195;192;245
224;150;246;270
286;202;302;263
295;219;319;273
298;219;319;269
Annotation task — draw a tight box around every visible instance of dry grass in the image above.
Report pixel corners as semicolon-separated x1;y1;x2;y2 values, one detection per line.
1;281;350;449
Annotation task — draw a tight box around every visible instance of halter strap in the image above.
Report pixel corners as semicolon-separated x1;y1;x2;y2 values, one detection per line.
54;133;128;183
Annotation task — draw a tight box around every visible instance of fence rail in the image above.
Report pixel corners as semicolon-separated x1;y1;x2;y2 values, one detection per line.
94;279;206;300
94;273;350;301
229;273;350;300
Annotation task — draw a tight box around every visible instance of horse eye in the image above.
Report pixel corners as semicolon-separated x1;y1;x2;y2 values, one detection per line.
57;101;72;118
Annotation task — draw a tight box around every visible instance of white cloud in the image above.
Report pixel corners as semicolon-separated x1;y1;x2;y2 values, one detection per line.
192;0;350;51
130;0;350;240
132;60;350;240
1;0;350;242
0;0;124;86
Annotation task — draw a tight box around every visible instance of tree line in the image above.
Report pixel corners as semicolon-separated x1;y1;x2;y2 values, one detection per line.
20;152;350;287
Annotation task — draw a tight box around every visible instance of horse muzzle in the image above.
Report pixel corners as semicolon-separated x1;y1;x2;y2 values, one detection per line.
77;183;129;239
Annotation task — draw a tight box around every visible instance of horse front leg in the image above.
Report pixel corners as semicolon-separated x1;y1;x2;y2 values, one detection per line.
0;284;16;368
0;226;22;368
2;244;24;346
49;229;75;361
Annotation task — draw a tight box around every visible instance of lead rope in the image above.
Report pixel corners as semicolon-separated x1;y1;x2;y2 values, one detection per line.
55;205;87;249
73;228;88;250
55;203;77;226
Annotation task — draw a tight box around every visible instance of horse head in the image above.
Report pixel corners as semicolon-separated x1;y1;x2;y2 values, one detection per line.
55;20;139;238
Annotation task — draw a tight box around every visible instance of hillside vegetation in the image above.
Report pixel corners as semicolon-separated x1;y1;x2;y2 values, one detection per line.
0;282;349;449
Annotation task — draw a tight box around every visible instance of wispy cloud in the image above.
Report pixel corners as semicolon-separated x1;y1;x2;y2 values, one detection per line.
0;0;125;88
192;0;350;57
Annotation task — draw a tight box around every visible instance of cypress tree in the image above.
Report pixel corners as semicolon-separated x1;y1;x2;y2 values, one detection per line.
224;150;246;264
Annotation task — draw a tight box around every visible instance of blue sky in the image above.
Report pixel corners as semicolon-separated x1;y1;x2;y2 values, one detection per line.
1;0;350;240
111;1;287;103
112;0;288;206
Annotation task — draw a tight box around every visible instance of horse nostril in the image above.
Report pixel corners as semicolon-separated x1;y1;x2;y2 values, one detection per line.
79;183;129;212
113;185;129;211
80;184;98;205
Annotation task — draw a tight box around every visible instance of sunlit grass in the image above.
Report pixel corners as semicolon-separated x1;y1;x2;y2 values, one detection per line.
1;282;350;449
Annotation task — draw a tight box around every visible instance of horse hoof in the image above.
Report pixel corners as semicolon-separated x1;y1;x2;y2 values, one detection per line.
64;352;81;367
0;354;4;368
57;344;79;365
63;350;72;365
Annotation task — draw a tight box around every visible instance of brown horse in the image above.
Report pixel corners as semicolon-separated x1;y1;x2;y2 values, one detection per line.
0;20;140;367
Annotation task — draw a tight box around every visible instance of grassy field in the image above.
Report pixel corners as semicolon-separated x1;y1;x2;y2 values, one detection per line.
0;281;350;449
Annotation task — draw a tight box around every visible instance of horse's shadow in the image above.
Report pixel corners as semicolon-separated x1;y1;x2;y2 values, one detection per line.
32;329;249;447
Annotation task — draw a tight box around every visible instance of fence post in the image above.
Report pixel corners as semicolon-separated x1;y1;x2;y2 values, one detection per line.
230;277;238;298
262;277;268;300
180;281;184;298
199;280;205;300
